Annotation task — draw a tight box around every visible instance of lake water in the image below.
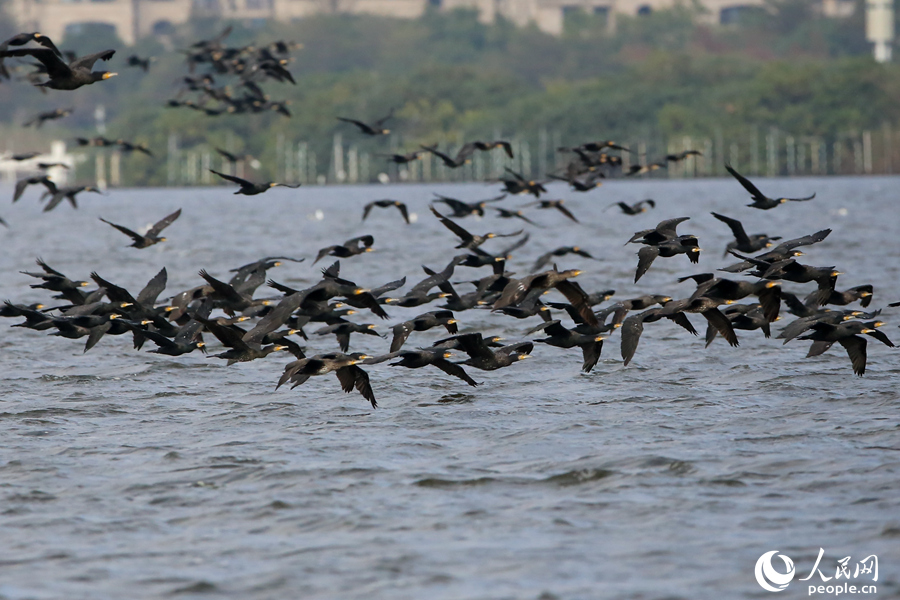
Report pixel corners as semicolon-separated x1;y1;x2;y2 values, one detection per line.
0;176;898;599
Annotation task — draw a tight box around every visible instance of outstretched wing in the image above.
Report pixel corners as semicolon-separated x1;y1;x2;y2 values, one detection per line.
554;203;579;223
100;217;144;244
395;202;410;224
786;193;816;202
0;47;70;78
433;358;479;386
70;49;116;71
838;336;867;376
620;312;648;366
147;208;182;237
725;164;765;199
336;365;377;408
430;206;474;244
711;212;750;247
635;246;659;283
209;169;252;187
701;308;739;347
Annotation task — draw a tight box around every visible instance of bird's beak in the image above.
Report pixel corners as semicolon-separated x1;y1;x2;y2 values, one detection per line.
367;324;377;329
874;321;885;328
438;293;452;298
365;248;374;252
861;291;872;297
519;354;532;359
725;300;736;304
862;329;876;334
448;319;458;324
110;314;120;319
766;282;779;288
383;298;398;304
80;282;89;287
274;345;288;351
353;288;370;295
573;247;580;251
197;342;206;348
613;323;622;329
160;237;167;242
832;271;843;277
346;310;357;315
102;73;118;79
594;335;606;341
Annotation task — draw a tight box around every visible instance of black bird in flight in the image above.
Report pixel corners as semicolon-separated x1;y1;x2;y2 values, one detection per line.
0;45;116;90
100;208;182;249
378;151;422;164
23;108;73;128
362;200;410;224
0;32;62;80
126;55;153;72
209;170;300;195
606;200;655;215
726;164;815;209
337;109;393;135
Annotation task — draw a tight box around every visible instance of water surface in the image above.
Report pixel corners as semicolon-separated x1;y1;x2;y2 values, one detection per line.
0;176;898;599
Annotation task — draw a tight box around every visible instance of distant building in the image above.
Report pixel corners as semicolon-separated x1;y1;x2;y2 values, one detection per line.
4;0;860;43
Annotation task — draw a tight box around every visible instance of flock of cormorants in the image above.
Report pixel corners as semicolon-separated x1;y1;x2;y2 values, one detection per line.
1;29;895;409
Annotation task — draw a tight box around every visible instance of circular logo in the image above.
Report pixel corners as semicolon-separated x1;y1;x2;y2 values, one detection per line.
755;550;795;592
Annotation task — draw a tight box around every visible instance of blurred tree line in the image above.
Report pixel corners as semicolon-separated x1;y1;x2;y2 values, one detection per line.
0;1;897;185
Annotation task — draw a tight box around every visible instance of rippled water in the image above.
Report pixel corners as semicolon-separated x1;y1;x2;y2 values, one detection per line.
0;176;898;600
